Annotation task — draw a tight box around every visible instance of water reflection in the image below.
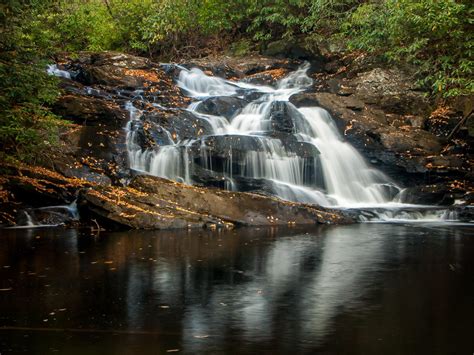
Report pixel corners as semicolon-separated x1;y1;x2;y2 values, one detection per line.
0;224;473;354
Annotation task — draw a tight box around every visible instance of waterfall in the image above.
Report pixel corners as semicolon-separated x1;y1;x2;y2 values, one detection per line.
295;107;398;206
24;211;35;227
124;62;465;222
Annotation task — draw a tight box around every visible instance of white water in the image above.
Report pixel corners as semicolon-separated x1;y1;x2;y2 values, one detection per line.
124;63;466;222
8;201;79;229
47;64;71;79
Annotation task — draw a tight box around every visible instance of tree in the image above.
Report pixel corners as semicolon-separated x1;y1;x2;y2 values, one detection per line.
0;1;64;163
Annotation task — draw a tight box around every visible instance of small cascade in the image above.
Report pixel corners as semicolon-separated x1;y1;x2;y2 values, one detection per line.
356;207;465;223
123;62;466;223
24;211;35;227
9;201;79;229
295;107;399;206
177;68;240;97
125;100;193;183
47;64;71;79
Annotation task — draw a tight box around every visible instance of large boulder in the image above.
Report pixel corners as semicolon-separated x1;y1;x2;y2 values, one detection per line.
144;109;214;141
396;184;456;206
194;96;248;119
58;52;191;108
351;68;431;116
78;175;353;229
0;164;90;209
183;55;301;80
70;52;152;87
242;68;291;86
263;37;324;63
53;94;128;126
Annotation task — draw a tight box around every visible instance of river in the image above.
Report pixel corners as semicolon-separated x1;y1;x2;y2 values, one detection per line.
1;223;473;354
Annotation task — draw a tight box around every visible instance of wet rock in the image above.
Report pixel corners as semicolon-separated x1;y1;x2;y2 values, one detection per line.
242;68;290;86
58;52;190;109
456;206;474;221
0;164;90;209
78;175;353;230
129;120;174;148
184;55;301;80
195;96;248;119
242;90;266;102
396;185;455;206
187;134;323;190
145;109;214;141
16;206;78;227
267;101;307;134
188;135;264;176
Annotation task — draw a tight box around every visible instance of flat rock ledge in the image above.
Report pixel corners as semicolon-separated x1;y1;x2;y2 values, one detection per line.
79;175;353;229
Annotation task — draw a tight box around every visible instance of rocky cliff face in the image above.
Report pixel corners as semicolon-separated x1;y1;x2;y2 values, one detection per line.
1;51;472;228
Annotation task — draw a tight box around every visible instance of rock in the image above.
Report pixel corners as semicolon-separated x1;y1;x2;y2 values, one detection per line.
396;185;455;206
263;37;323;62
184;55;301;80
186;134;324;191
53;94;128;126
54;162;113;186
195;96;248;119
68;52;152;87
145;109;214;141
352;68;431;115
242;68;290;86
290;92;365;112
266;101;308;134
59;52;190;108
456;206;474;221
425;106;463;137
50;124;130;186
78;175;353;230
0;164;91;209
378;129;442;154
15;206;78;227
129;120;174;148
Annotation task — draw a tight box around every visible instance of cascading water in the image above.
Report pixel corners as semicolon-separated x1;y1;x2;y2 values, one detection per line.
124;63;466;222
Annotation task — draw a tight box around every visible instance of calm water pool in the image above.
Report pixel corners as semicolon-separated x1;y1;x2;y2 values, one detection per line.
1;223;473;354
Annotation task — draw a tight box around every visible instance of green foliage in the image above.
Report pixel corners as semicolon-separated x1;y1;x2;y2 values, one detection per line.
52;0;250;58
303;0;362;32
0;0;65;163
343;0;473;97
230;39;253;57
246;0;310;41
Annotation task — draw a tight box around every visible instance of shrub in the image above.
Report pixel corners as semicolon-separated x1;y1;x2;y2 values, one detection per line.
344;0;473;97
0;1;65;163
